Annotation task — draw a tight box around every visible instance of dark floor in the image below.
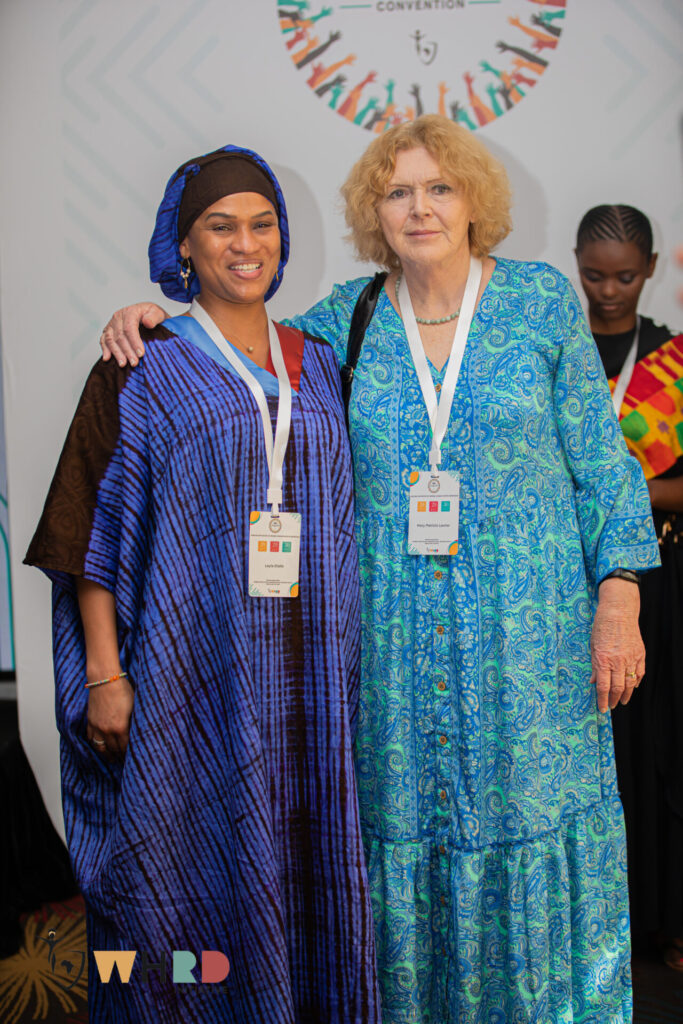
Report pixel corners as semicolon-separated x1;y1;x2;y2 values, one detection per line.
632;939;683;1023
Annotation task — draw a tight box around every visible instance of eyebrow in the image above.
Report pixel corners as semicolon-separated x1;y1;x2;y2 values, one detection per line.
204;210;275;221
386;178;451;187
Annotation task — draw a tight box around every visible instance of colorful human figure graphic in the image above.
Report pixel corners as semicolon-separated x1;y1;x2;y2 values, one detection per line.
511;69;535;89
286;27;307;50
354;96;378;126
279;5;308;33
511;54;545;78
496;40;548;68
279;0;566;132
291;35;320;63
280;3;333;32
449;100;477;131
480;60;524;104
364;80;395;132
294;30;341;69
338;71;378;120
307;52;356;88
508;16;558;51
531;12;562;36
328;79;346;109
537;8;566;25
408;83;424;118
438;81;449;117
307;61;326;87
463;71;496;126
484;81;504;117
315;72;347;99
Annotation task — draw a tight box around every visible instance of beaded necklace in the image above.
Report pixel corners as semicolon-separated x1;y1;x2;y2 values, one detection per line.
395;275;460;325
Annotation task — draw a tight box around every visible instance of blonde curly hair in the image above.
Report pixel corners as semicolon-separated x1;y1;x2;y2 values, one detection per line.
341;115;512;269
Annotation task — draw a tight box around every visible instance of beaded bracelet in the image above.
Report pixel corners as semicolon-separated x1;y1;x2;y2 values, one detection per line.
85;671;128;690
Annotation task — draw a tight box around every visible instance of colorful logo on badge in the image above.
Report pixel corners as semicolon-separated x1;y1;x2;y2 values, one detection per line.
418;500;452;513
278;1;568;132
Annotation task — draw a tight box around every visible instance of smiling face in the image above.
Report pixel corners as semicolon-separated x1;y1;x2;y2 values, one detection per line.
179;192;281;311
376;146;474;276
576;238;657;334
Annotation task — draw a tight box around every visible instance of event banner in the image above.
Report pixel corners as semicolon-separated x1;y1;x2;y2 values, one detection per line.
278;0;568;132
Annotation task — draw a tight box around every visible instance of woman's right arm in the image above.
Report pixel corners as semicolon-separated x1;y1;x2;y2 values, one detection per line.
100;302;168;366
98;278;368;367
76;577;134;760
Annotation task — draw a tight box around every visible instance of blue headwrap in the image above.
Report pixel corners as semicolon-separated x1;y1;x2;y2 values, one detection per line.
148;145;290;303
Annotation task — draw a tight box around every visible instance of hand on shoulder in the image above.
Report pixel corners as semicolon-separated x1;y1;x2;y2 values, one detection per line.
100;302;168;367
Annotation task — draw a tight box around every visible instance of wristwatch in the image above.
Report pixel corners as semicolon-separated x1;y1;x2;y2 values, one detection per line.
602;568;640;585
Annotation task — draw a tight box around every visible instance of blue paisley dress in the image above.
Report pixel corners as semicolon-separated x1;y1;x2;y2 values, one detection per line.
290;258;660;1023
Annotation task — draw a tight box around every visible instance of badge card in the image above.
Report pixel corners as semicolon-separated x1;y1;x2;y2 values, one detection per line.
407;470;460;556
248;511;301;597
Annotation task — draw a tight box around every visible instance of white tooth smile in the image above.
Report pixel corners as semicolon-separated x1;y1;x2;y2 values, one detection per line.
231;263;261;271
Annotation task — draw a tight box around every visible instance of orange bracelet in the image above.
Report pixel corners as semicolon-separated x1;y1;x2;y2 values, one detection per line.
85;671;128;690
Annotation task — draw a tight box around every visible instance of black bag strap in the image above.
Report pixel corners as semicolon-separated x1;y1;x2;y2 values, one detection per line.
340;271;388;426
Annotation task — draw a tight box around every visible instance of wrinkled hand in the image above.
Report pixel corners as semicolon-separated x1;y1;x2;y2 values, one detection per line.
590;577;645;713
86;676;135;760
100;302;167;366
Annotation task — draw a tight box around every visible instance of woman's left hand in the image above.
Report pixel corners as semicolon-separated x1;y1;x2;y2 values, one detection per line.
590;577;645;712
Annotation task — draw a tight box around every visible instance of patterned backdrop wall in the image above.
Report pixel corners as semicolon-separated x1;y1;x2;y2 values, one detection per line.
0;0;681;831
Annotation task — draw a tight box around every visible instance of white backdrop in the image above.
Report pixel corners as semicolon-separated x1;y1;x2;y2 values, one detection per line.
1;0;681;834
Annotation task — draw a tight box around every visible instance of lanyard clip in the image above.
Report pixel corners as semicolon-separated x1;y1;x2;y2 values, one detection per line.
267;486;283;516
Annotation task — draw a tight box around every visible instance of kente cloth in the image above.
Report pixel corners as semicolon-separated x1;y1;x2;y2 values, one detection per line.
288;258;661;1024
598;319;683;937
606;331;683;480
24;320;380;1024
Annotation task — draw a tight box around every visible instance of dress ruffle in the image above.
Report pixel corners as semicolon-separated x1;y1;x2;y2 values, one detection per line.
363;798;631;1023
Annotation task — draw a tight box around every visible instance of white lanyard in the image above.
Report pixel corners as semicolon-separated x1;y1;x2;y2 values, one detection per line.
611;316;640;417
190;301;291;514
398;256;483;473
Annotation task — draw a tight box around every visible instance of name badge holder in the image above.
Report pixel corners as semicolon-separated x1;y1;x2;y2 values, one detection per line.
400;257;482;556
190;301;301;597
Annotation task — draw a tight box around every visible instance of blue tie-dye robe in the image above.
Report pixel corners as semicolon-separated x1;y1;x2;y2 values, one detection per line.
25;320;380;1024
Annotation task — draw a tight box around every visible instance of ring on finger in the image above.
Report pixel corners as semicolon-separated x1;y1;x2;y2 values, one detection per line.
625;670;637;679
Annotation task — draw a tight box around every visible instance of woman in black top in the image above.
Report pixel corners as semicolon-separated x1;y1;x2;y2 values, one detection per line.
576;204;683;970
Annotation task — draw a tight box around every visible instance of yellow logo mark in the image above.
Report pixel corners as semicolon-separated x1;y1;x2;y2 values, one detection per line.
93;950;137;983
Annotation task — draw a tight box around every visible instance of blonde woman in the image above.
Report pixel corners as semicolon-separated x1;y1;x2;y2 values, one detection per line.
101;117;659;1023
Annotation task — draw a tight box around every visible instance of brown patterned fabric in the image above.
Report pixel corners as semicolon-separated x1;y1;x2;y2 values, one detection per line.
24;327;172;578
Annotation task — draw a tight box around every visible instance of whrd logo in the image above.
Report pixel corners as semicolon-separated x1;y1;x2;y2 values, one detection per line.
93;950;230;985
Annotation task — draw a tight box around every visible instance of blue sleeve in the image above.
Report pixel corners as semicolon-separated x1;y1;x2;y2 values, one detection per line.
551;277;660;584
284;277;373;367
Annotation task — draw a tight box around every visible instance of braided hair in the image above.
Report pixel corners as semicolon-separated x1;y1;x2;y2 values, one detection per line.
576;204;653;258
